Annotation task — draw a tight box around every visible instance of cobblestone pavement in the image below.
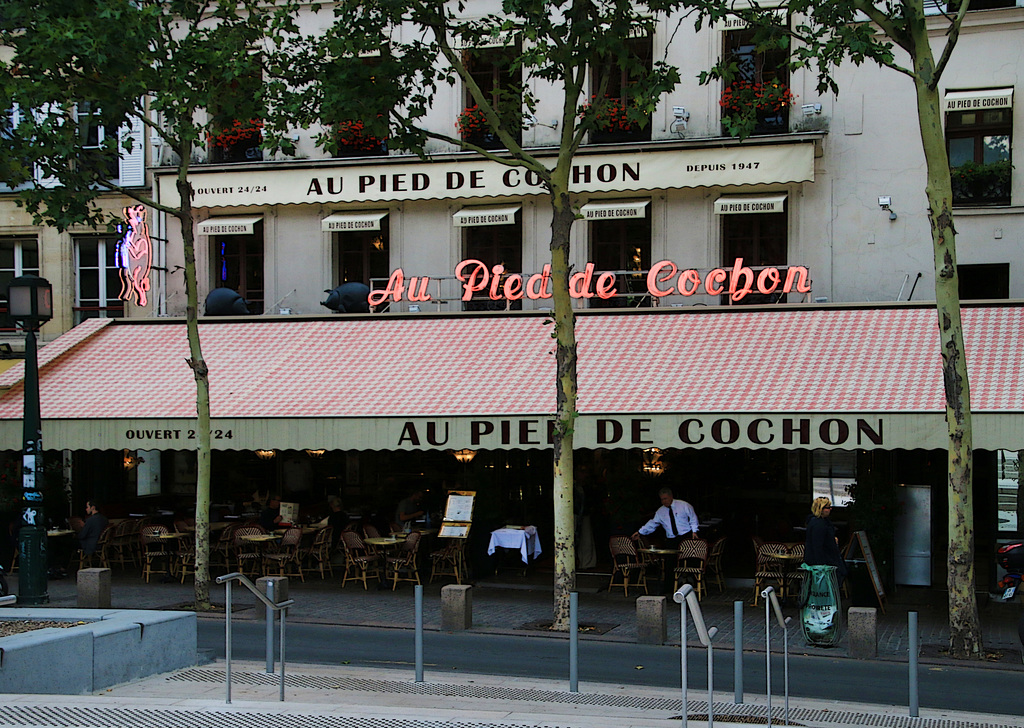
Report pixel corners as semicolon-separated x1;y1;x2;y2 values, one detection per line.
12;568;1024;667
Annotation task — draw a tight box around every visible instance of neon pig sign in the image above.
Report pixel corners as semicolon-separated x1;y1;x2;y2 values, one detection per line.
368;258;811;306
115;204;153;306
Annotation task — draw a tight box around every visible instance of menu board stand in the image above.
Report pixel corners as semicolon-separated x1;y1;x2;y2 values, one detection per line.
438;490;475;539
844;530;887;614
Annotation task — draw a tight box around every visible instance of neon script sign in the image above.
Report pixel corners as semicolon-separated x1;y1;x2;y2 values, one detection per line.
368;258;811;306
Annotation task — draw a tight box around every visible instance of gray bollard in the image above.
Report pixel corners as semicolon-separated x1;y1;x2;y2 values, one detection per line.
909;611;919;717
265;579;275;673
734;601;743;704
570;592;579;692
415;584;424;683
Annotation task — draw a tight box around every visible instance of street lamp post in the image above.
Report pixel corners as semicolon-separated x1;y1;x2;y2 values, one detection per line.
8;275;53;605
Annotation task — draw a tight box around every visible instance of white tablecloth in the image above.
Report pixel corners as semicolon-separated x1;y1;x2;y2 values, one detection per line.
487;527;541;564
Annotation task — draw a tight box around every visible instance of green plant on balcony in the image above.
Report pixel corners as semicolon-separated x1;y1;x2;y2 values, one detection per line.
951;159;1012;205
720;81;795;137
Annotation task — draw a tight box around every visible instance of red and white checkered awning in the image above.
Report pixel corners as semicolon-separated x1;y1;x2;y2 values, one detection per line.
0;303;1021;451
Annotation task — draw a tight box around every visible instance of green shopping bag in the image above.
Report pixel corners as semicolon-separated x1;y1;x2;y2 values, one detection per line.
799;563;841;646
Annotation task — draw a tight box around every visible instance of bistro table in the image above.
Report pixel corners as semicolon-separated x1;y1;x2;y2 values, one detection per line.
487;526;541;564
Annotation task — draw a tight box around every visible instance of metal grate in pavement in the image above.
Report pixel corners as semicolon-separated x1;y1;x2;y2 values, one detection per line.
166;669;1019;728
0;705;561;728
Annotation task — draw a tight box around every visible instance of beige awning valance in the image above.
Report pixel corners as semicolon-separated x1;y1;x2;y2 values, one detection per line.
452;205;521;227
714;194;787;215
321;211;389;232
197;216;264;236
944;88;1014;113
581;199;650;221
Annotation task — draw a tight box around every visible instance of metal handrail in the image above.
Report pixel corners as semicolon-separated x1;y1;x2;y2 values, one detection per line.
761;586;792;727
674;584;719;728
216;572;295;704
0;595;17;606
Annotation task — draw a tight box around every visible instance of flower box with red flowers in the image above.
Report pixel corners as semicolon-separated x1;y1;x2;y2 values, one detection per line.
209;119;263;150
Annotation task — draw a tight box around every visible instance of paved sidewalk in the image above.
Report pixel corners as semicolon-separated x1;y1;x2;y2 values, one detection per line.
3;659;1022;728
15;568;1023;667
18;569;1024;667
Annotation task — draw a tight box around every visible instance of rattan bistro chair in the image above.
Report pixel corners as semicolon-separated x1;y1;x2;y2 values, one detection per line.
385;531;422;590
673;538;709;599
608;536;647;596
340;530;380;589
752;539;788;605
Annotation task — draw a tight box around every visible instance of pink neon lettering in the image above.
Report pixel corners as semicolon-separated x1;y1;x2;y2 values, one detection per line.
647;260;677;297
455;259;489;301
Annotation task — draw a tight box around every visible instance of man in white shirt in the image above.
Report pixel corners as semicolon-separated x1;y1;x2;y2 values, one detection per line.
632;487;699;543
632;487;699;593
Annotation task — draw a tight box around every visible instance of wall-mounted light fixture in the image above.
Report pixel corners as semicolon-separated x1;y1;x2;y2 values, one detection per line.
670;106;690;133
304;449;326;459
878;196;897;221
802;103;823;116
255;449;276;461
523;114;559;130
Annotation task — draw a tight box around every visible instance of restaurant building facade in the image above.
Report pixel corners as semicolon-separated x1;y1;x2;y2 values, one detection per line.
1;1;1023;590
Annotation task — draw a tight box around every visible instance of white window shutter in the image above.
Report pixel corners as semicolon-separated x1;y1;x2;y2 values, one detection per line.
32;103;60;188
118;111;146;187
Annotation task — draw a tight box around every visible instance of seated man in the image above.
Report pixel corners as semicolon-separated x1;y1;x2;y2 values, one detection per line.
77;500;108;556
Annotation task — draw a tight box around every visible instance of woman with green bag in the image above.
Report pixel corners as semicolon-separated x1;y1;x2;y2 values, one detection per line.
799;497;847;646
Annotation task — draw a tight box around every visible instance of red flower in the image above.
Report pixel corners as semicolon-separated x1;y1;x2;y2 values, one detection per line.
209;119;263;149
335;119;386;152
456;106;489;137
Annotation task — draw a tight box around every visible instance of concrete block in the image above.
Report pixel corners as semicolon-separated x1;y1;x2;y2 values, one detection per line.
77;568;111;609
636;596;667;645
0;608;198;694
441;584;472;631
256;576;290;621
0;627;94;694
848;606;877;658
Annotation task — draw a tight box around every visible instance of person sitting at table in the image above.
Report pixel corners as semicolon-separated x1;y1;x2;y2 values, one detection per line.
315;496;349;548
395;489;425;532
77;500;108;556
259;495;284;532
631;487;699;593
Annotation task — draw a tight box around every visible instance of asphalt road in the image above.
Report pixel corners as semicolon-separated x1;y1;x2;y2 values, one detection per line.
198;620;1024;715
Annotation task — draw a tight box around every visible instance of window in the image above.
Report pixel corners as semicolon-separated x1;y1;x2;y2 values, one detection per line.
207;75;263;164
338;227;390;289
589;34;653;144
74;235;125;323
590;215;652;308
811;450;856;507
213;227;264;314
461;45;523;150
947;94;1012;206
997;450;1019;533
945;0;1014;12
463;219;523;311
0;237;40;331
327;57;389;159
75;102;120;180
721;208;788;304
721;28;791;136
958;263;1009;300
